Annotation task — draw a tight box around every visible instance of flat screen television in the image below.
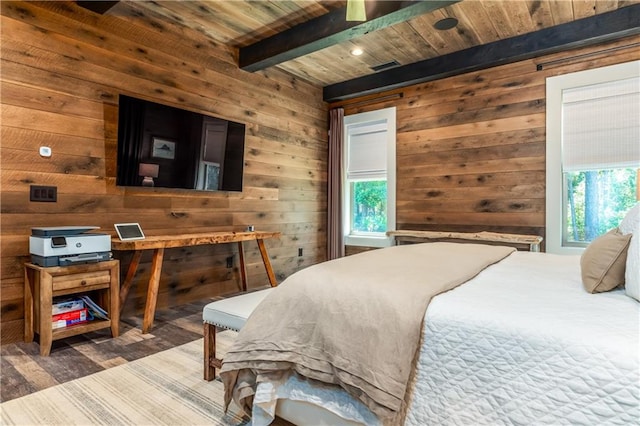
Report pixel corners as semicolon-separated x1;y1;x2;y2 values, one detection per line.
116;95;245;192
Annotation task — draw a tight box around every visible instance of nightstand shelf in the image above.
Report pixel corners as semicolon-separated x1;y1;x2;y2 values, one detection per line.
24;260;120;356
51;319;112;340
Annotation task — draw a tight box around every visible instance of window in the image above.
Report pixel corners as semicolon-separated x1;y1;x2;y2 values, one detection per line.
546;61;639;254
343;107;396;247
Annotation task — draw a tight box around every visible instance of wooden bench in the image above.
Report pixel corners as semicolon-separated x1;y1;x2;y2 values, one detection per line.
387;230;543;252
203;288;275;380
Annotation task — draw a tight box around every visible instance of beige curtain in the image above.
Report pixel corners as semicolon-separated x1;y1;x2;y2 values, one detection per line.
327;107;345;259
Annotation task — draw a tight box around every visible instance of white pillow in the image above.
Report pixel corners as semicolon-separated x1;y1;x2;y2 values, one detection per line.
619;203;640;301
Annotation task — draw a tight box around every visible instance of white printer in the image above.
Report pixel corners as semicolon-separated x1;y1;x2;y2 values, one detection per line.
30;226;111;267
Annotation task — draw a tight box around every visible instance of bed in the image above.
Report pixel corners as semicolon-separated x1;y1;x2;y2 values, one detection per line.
220;205;640;425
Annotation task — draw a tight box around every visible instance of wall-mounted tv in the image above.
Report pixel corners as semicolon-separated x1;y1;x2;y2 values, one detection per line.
116;95;245;192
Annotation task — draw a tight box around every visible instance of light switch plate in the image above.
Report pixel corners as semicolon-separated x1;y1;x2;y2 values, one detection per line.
30;185;57;202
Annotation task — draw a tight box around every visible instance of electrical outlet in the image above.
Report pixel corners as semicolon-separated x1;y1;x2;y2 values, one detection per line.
298;248;303;257
30;185;57;202
226;256;234;268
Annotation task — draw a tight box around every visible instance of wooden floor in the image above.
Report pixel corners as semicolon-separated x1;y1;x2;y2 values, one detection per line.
0;297;215;403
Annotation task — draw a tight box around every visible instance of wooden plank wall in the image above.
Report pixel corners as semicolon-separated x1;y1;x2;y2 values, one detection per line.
0;1;328;345
335;35;640;254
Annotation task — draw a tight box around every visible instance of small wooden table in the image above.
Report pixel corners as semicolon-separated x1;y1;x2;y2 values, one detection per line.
387;230;543;252
111;231;280;333
24;260;120;356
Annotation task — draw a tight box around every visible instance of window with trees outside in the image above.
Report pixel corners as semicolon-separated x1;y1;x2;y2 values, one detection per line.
546;61;639;254
343;107;396;247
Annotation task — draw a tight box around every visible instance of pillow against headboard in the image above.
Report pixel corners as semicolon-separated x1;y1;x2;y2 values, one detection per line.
619;203;639;301
580;228;631;293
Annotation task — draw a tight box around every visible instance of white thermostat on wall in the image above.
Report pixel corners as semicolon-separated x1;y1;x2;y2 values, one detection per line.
39;146;52;157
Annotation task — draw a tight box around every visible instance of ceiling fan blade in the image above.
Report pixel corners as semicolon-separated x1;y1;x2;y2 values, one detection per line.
346;0;367;22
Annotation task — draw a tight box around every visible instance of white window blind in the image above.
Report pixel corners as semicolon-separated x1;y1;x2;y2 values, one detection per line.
562;77;640;172
347;121;387;180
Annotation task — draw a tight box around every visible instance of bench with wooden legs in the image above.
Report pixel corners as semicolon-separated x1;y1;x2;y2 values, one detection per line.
203;287;275;380
387;230;543;252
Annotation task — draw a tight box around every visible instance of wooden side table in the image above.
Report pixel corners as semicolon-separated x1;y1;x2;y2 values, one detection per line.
24;260;120;356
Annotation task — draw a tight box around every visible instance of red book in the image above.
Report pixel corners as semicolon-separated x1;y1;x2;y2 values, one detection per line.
52;308;88;329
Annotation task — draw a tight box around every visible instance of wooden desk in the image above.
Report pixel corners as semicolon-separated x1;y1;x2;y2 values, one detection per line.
112;231;280;333
387;230;543;252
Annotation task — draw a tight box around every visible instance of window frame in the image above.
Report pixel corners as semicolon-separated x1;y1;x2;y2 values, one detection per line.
546;60;639;254
343;107;396;248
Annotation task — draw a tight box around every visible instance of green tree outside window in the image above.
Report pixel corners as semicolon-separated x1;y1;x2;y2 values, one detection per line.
352;180;387;233
565;168;637;244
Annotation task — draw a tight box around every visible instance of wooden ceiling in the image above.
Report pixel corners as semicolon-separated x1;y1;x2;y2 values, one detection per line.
91;1;640;101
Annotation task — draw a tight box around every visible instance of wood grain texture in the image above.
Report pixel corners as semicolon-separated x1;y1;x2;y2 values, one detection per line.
111;231;280;251
25;0;634;90
0;1;327;345
2;0;639;345
1;298;225;404
23;261;120;355
388;230;543;245
336;35;640;252
112;231;279;333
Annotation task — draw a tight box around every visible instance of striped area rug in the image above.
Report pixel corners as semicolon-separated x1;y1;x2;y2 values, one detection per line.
0;331;251;425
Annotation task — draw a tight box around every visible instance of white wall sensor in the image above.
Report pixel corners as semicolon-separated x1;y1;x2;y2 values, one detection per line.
39;146;52;157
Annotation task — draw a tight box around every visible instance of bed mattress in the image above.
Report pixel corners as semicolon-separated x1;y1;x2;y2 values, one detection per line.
256;251;640;425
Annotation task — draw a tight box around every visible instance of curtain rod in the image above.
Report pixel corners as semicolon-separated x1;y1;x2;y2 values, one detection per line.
339;92;404;109
536;42;640;71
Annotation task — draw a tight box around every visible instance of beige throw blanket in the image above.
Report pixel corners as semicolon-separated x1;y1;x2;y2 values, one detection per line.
220;242;515;419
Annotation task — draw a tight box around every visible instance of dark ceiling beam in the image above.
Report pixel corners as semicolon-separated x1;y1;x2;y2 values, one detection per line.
324;4;640;102
76;1;119;14
240;0;460;72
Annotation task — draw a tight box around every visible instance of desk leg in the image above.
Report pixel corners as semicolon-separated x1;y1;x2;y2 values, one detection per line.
257;239;277;287
142;248;164;334
119;250;142;312
237;242;248;292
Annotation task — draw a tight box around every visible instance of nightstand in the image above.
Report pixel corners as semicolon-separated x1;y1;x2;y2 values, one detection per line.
24;260;120;356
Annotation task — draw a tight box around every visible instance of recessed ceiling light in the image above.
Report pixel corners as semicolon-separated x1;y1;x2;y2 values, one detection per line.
350;47;363;56
434;17;458;31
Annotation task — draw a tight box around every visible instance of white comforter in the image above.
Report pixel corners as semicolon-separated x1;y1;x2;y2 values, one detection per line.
407;251;639;425
254;251;640;425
